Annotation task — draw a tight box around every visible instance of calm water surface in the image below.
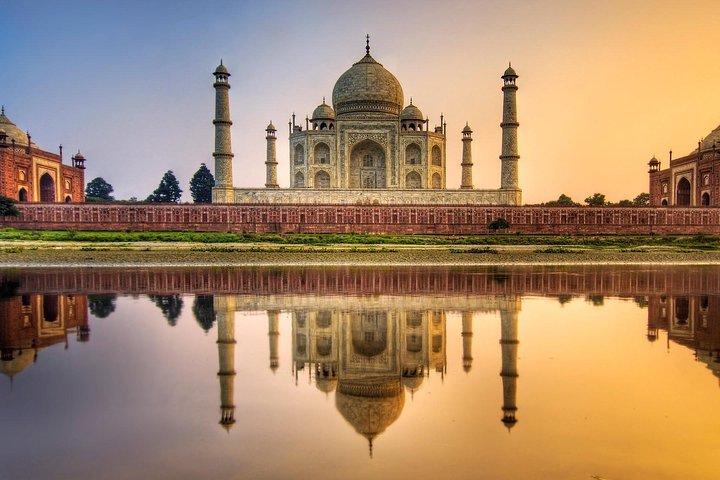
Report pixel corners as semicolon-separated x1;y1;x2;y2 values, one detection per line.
1;266;719;479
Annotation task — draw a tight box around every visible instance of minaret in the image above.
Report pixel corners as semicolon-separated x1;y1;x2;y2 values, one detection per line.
268;310;280;372
461;123;473;189
500;64;520;190
265;122;279;188
499;307;519;429
461;311;474;372
216;296;236;431
212;61;234;199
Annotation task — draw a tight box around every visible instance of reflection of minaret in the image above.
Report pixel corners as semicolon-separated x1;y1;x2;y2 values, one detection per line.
268;310;280;373
461;311;473;372
216;297;236;431
499;309;519;429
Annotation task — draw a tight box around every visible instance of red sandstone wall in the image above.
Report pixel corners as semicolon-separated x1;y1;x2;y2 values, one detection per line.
3;203;720;235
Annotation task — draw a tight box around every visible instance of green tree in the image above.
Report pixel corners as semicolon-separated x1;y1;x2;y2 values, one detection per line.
584;193;607;206
0;196;20;217
546;194;578;206
189;163;215;204
616;199;633;207
85;177;114;202
88;294;117;319
149;295;184;326
633;192;650;206
192;295;216;332
488;217;510;231
146;170;182;203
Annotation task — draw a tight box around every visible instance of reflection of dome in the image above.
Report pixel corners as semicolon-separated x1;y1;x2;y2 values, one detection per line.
336;383;405;451
316;376;337;393
332;54;404;117
0;350;35;378
402;375;424;392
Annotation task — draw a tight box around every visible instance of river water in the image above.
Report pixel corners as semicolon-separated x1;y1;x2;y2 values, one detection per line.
1;266;718;479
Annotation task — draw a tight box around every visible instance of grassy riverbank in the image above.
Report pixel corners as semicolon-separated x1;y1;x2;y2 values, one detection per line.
2;228;720;249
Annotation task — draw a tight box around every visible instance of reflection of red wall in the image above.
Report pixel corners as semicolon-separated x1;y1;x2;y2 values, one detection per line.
4;203;720;234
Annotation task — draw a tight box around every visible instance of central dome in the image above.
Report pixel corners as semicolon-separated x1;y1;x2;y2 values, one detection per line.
332;53;404;117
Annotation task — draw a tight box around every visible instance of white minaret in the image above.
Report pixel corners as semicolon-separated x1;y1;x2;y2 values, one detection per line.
265;123;279;188
461;123;474;189
216;296;236;431
268;310;280;372
500;64;520;190
213;61;234;200
499;307;519;430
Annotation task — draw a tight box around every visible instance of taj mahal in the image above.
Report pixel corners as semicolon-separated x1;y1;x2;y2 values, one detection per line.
211;37;522;206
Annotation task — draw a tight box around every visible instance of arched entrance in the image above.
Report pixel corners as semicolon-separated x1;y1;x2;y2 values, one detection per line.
314;170;330;189
661;199;668;206
701;192;710;206
676;178;691;206
18;188;27;202
350;140;386;189
294;171;305;188
65;196;72;203
40;173;55;202
406;171;421;189
431;173;442;189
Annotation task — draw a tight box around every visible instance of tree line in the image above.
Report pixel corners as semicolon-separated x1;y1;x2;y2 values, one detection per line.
540;192;650;207
84;164;215;204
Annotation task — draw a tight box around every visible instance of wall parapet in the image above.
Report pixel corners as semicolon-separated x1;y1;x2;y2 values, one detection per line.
4;203;720;235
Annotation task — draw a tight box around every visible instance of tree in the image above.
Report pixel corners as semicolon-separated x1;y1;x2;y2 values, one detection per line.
189;164;215;204
192;295;216;332
546;194;578;206
0;196;20;217
616;199;633;207
85;177;114;202
149;295;184;326
88;294;117;318
146;170;182;203
584;193;607;206
488;217;510;232
633;192;650;206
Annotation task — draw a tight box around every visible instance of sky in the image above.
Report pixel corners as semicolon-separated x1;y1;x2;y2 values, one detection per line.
1;0;718;204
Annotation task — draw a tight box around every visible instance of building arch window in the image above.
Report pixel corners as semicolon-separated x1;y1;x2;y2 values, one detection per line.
703;174;711;186
294;171;305;188
40;173;55;202
662;183;668;194
432;145;442;166
406;171;421;189
676;178;691;206
405;143;421;165
18;188;28;202
43;295;59;323
431;173;442;189
701;192;710;206
314;170;330;189
65;196;72;203
674;297;689;326
18;170;26;182
314;143;330;165
350;140;386;188
363;155;374;167
661;199;668;206
294;144;305;165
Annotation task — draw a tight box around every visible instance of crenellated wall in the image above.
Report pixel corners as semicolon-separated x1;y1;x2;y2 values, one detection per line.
4;203;720;235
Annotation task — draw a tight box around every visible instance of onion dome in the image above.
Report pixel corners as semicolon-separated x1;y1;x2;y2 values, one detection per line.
503;63;518;78
311;99;335;121
400;101;424;122
0;107;39;147
332;47;404;117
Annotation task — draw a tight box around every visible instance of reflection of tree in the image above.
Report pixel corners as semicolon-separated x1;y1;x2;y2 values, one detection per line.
0;279;20;301
149;295;184;326
88;294;117;318
192;295;216;332
558;295;573;306
586;295;604;306
633;296;649;308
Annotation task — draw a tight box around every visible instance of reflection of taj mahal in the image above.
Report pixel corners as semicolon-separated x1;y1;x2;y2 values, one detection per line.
213;295;522;453
211;37;522;205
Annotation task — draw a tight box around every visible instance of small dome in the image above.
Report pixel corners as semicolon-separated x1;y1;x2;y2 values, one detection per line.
400;103;424;122
462;123;473;133
503;64;518;78
73;150;85;160
402;375;424;392
266;122;276;132
0;109;39;148
316;377;337;393
311;101;335;121
214;62;229;75
332;53;404;117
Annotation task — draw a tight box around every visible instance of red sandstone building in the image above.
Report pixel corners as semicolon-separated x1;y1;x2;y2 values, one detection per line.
0;107;86;203
648;124;720;206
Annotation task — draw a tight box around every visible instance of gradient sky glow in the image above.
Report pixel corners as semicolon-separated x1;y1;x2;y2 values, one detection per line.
1;0;718;203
